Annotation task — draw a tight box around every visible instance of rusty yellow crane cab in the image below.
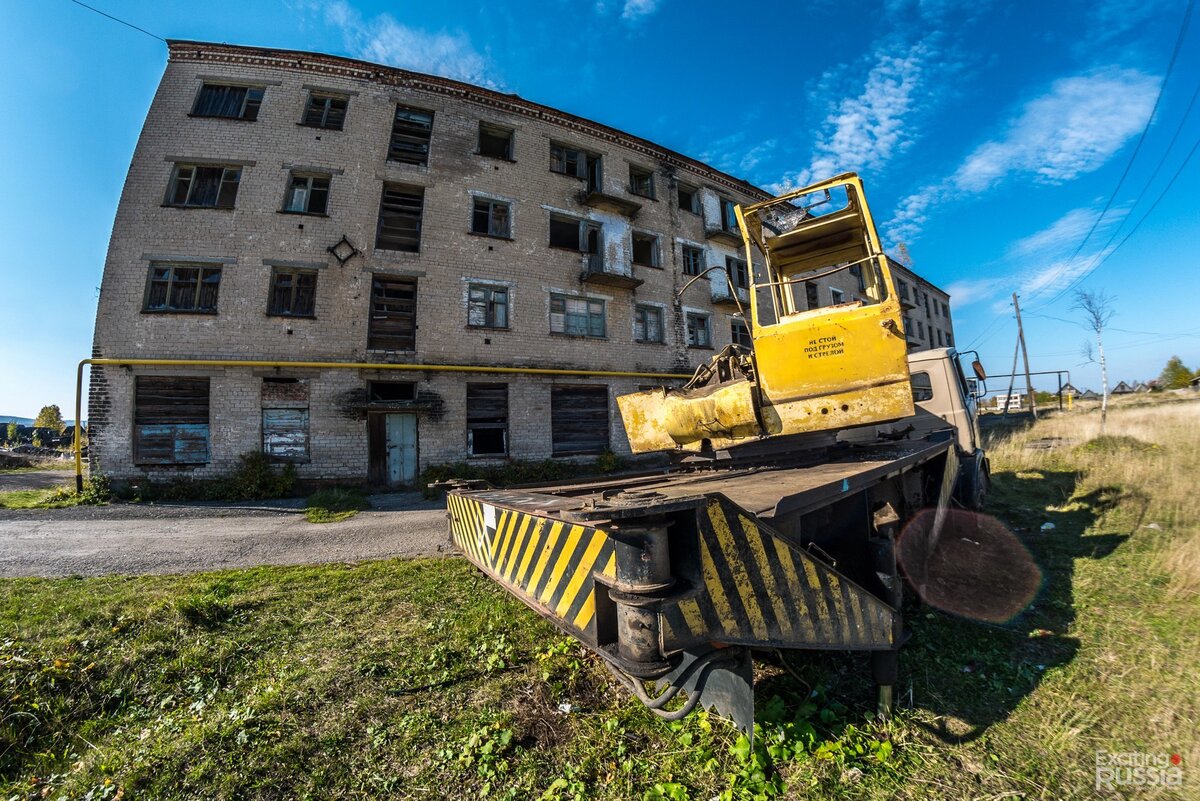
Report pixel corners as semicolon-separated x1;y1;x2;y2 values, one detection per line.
617;171;913;454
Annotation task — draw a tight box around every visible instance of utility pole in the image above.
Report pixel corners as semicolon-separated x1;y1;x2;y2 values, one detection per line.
1013;292;1037;420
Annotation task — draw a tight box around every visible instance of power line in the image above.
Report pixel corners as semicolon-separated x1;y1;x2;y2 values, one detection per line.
67;0;165;42
1050;0;1195;281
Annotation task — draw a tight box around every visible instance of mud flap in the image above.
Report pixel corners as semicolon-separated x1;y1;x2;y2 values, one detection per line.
657;647;755;739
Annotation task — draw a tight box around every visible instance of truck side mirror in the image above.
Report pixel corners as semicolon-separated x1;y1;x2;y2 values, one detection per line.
971;360;987;382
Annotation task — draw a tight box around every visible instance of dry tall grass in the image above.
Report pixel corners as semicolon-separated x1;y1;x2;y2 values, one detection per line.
988;399;1200;598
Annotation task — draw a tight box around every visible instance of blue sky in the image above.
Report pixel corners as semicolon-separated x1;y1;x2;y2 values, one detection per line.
2;0;1198;417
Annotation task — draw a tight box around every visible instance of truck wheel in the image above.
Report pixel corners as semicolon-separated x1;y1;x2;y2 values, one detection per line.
956;453;989;511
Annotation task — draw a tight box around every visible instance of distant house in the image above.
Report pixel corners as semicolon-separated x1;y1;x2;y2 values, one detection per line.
1060;382;1080;398
992;393;1025;410
1079;389;1101;400
1111;381;1136;395
1133;382;1153;393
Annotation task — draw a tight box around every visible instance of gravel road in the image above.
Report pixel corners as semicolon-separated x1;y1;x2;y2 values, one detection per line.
0;493;452;578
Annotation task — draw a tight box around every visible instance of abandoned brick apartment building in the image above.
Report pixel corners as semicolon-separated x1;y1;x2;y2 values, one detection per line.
89;40;954;486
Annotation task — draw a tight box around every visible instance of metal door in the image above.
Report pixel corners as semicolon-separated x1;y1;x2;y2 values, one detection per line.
385;413;417;486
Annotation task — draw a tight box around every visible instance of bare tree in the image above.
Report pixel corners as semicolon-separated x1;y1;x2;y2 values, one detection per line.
1073;289;1115;431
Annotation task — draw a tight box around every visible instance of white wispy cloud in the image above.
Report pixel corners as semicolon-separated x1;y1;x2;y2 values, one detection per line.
951;68;1159;192
621;0;661;21
316;1;499;88
944;277;1004;307
883;66;1158;245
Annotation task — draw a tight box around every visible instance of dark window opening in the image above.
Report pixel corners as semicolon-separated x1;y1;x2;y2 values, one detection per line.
368;275;417;351
629;165;655;199
478;123;514;159
682;245;705;276
467;383;508;456
551;385;609;456
144;263;221;313
634;305;664;343
166;165;240;209
369;381;416;402
549;214;600;254
678;183;700;214
283;173;330;215
805;281;820;310
550;293;605;337
268;269;317;317
192;84;263;120
134;376;210;464
472;197;511;238
732;319;753;348
376;184;424;252
720;197;739;232
468;284;508;328
726;256;748;290
551;144;602;191
849;263;866;293
686;312;712;348
632;232;659;268
302;93;347;130
388;105;434;165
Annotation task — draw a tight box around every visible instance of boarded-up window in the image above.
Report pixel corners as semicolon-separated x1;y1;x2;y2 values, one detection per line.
262;379;310;461
301;93;347;130
376;184;424;252
388;105;434;165
467;384;508;456
551;386;609;456
134;376;210;465
369;275;417;351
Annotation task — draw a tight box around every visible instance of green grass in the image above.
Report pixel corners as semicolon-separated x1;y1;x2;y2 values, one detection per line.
0;487;81;509
2;404;1197;799
304;487;370;523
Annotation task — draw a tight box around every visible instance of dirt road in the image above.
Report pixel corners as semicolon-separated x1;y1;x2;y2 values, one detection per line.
0;494;450;577
0;468;75;492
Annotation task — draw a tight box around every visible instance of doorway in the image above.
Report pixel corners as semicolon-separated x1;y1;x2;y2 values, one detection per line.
368;412;417;486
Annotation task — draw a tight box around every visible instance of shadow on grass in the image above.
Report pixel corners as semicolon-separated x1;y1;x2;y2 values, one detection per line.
753;469;1133;744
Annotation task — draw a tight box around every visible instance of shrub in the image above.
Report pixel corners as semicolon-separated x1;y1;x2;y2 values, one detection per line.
305;487;370;523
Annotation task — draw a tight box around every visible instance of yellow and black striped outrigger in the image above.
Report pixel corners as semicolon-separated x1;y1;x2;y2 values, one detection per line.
443;438;958;735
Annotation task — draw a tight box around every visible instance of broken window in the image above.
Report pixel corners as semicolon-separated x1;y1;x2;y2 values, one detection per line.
368;275;417;351
682;245;705;276
686;312;712;348
283;173;330;215
133;376;210;465
166;165;241;208
375;183;424;252
467;284;508;328
144;263;221;313
731;319;753;348
369;381;416;402
719;197;739;232
551;385;609;456
632;232;659;268
471;197;511;238
261;378;310;462
634;304;664;343
548;214;601;255
629;165;655;199
467;383;508;456
917;320;925;340
301;93;347;130
191;84;263;120
849;263;866;293
478;123;514;159
550;293;605;337
678;183;700;214
830;287;846;305
388;105;434;165
804;281;820;310
898;280;910;301
550;143;587;178
726;256;749;290
268;268;317;317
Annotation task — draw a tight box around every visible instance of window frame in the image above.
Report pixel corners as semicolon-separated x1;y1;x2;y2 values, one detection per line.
629;165;655;199
282;172;331;216
387;105;434;166
143;262;222;315
300;92;348;130
165;164;241;209
726;255;749;290
467;284;509;329
633;304;665;344
375;183;425;252
719;197;739;232
190;83;264;121
466;383;509;457
830;287;846;305
549;293;606;338
367;274;418;351
632;231;660;268
267;267;318;318
731;319;753;348
677;183;700;214
471;196;512;239
682;244;706;277
686;312;712;348
477;122;515;160
549;142;589;179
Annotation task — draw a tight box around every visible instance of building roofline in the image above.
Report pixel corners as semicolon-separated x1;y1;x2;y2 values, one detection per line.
886;256;950;298
165;39;774;202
